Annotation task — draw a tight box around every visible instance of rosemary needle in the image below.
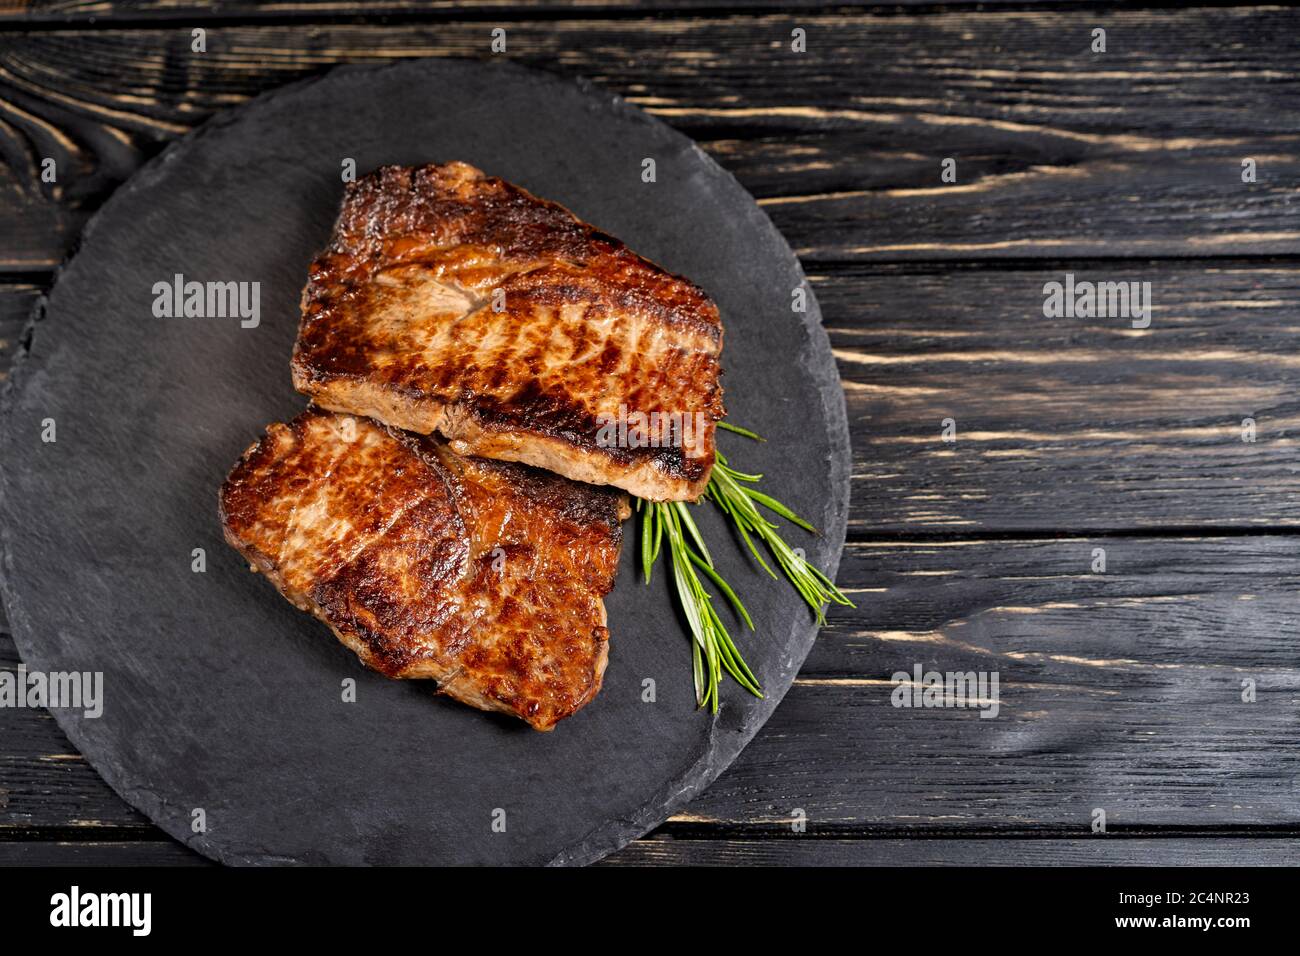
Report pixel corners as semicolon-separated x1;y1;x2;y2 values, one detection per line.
717;421;765;442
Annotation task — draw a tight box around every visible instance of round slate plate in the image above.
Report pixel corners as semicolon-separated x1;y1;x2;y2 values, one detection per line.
0;59;849;866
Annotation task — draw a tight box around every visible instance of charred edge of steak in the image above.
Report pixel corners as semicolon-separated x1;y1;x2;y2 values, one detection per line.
290;370;719;493
390;424;629;546
328;162;722;344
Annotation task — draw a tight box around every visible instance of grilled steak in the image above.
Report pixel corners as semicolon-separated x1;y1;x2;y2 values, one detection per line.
291;162;724;501
219;409;628;730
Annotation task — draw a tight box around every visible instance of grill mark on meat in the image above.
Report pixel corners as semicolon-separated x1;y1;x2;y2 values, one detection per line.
219;409;627;730
273;421;355;575
291;161;724;501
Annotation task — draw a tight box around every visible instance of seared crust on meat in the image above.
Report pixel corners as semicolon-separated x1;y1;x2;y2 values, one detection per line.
291;162;724;501
219;409;627;730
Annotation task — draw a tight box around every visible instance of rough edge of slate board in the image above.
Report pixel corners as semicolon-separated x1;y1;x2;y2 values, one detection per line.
0;59;851;866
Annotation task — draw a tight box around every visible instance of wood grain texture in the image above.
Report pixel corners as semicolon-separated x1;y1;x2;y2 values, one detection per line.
602;836;1300;866
0;1;1082;25
0;8;1297;268
681;535;1300;829
824;262;1300;532
4;536;1296;848
1;835;1295;866
0;839;206;865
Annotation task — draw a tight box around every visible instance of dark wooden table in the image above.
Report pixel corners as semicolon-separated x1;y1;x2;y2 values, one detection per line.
2;1;1298;866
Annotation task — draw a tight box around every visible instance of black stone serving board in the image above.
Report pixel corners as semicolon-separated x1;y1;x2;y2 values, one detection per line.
0;59;849;866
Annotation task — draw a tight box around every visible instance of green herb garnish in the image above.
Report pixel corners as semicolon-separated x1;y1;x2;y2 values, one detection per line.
638;425;854;710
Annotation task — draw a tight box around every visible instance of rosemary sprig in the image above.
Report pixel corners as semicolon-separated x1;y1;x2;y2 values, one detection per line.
705;449;854;626
638;424;855;710
637;497;761;711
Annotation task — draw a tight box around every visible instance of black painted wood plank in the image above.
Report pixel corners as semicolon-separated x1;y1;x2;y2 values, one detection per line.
691;539;1300;828
2;833;1295;866
810;533;1300;676
4;536;1296;836
0;0;1106;26
0;839;206;864
0;8;1296;269
602;836;1300;865
821;262;1300;532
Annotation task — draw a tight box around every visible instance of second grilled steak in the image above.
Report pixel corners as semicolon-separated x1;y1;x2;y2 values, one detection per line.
291;162;724;502
219;409;628;730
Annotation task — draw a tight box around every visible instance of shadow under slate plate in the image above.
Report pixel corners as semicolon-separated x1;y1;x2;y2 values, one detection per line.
0;60;850;865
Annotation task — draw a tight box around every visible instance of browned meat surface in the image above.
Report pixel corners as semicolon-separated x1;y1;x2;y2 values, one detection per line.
219;409;628;730
291;162;724;501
